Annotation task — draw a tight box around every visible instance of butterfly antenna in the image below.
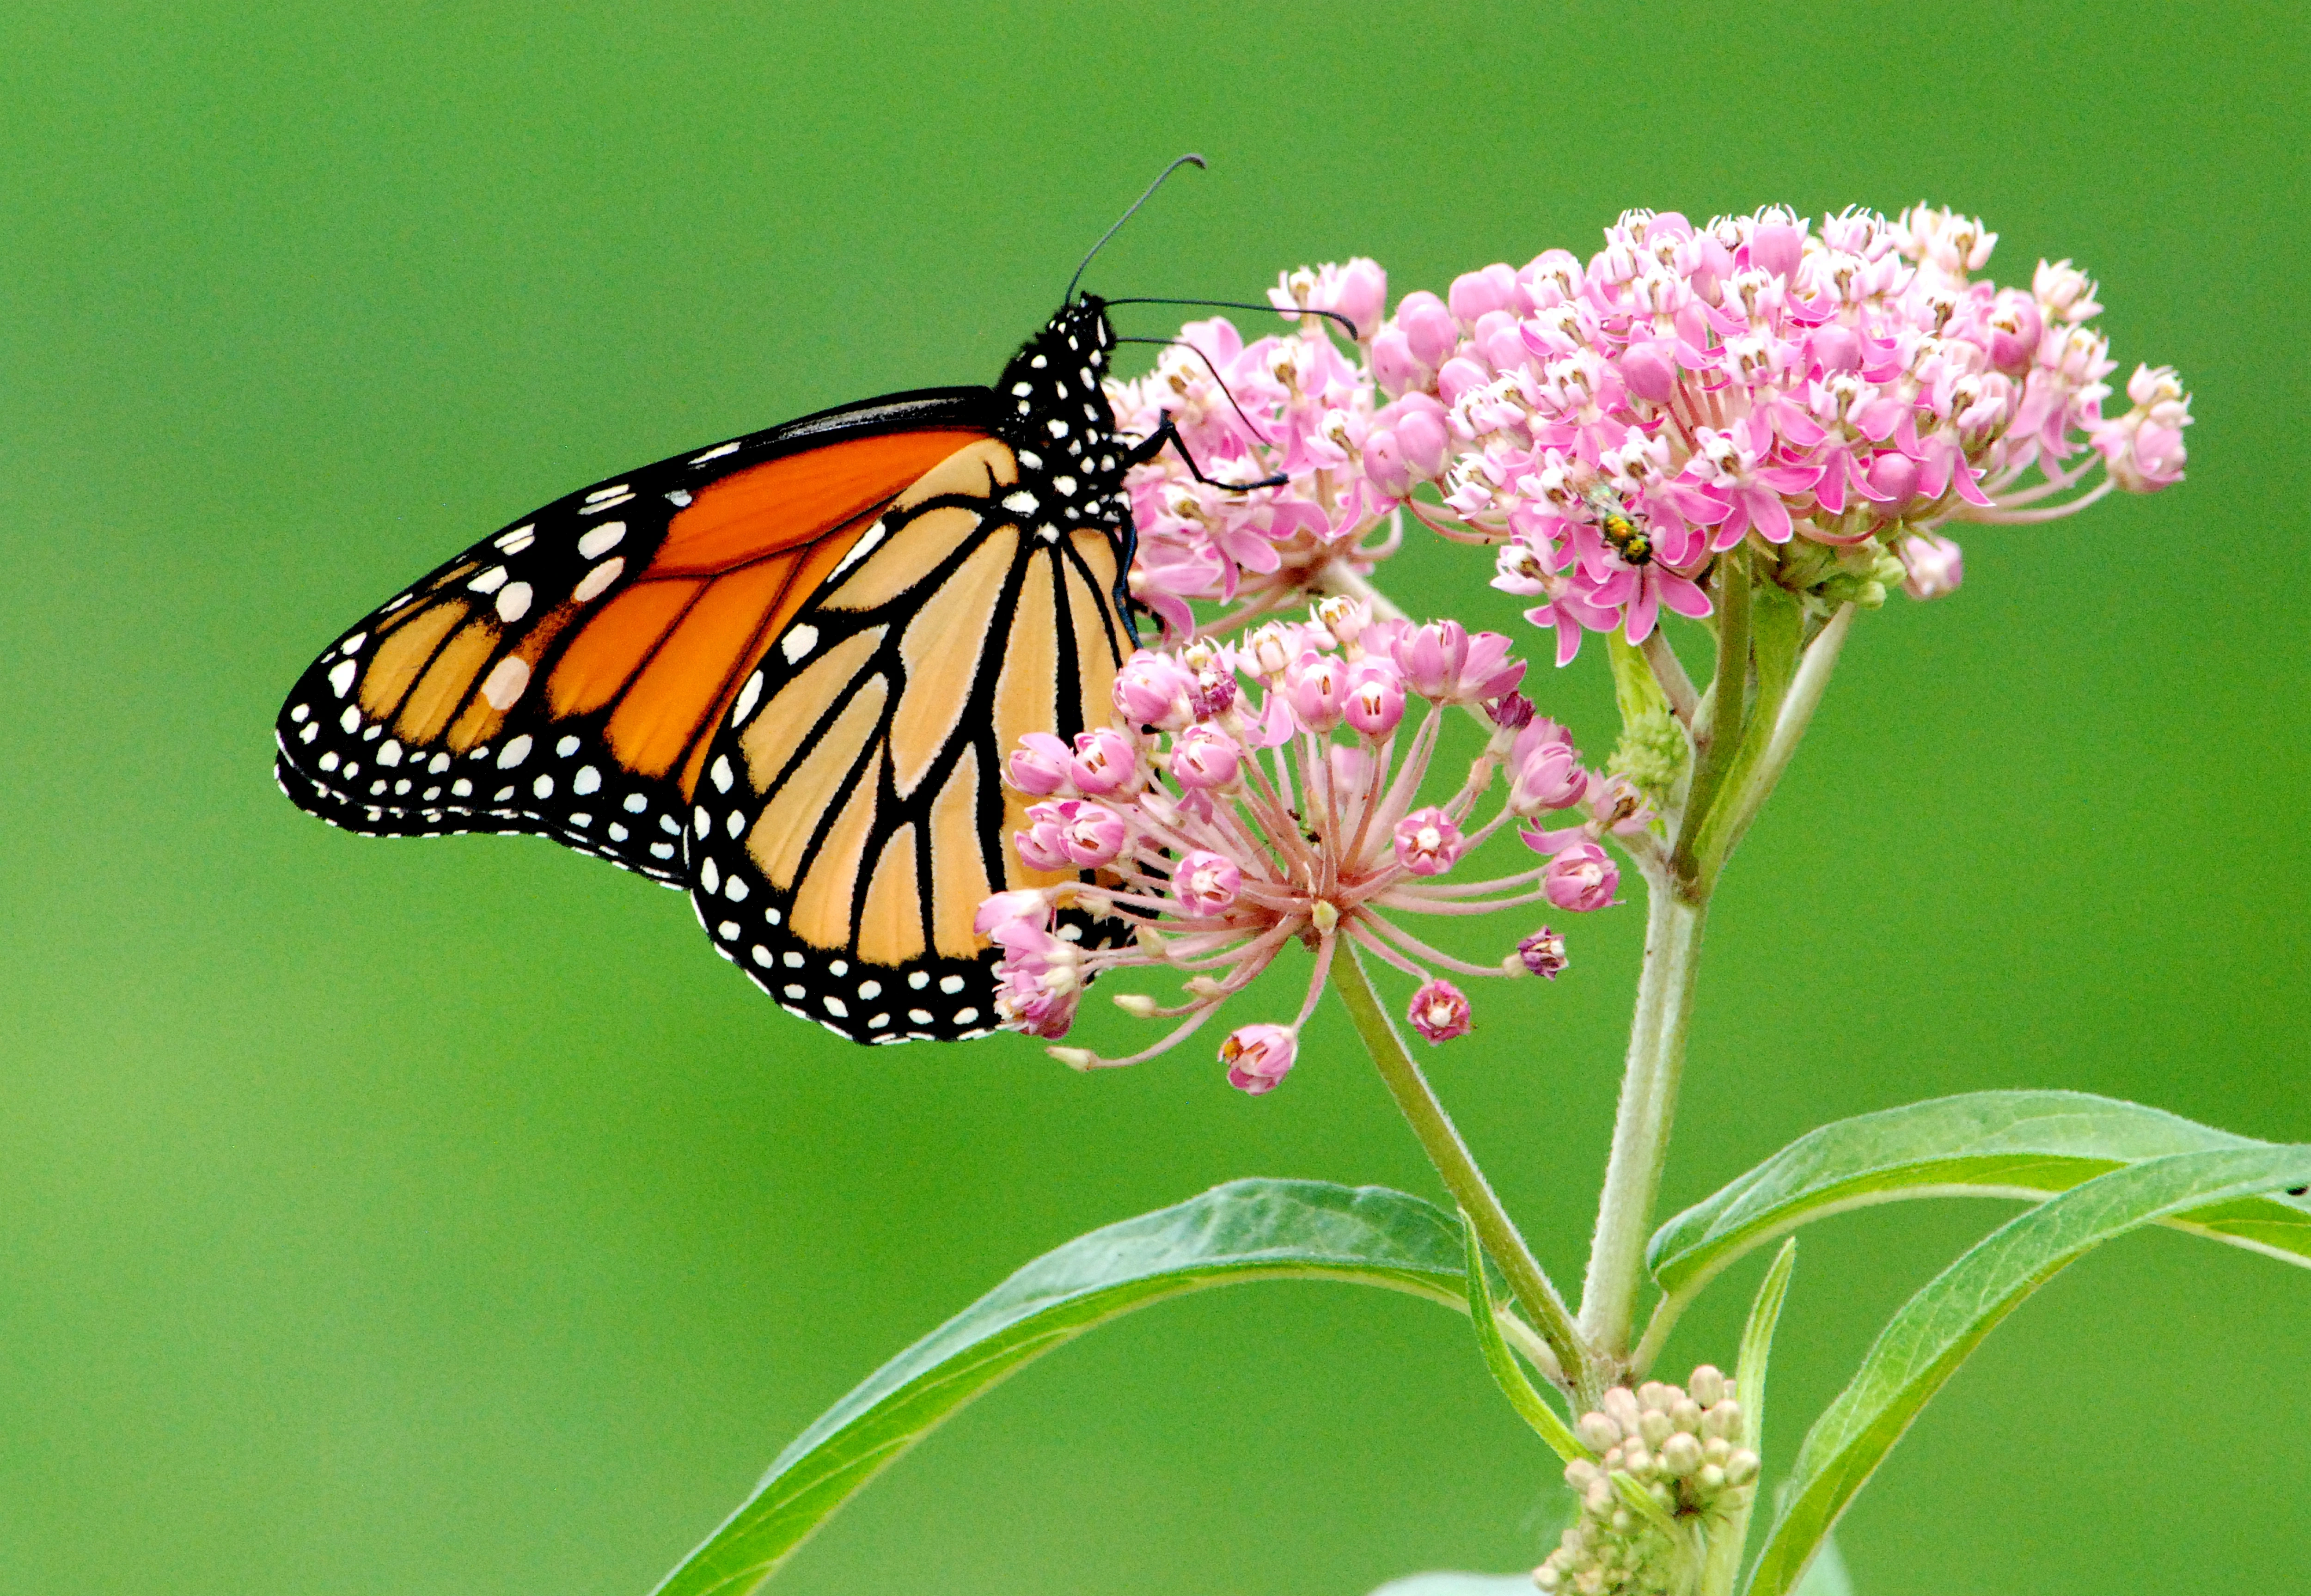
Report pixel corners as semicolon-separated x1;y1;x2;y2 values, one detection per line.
1114;336;1277;449
1108;295;1362;342
1066;154;1208;305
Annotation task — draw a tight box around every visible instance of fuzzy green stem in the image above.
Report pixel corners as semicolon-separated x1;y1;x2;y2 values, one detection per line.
1672;553;1752;887
1576;857;1710;1376
1331;938;1590;1390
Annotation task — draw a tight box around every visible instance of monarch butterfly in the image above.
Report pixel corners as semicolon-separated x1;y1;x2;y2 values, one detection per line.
272;282;1175;1043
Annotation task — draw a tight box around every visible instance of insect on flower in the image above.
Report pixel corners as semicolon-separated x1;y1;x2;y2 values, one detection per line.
1585;485;1655;567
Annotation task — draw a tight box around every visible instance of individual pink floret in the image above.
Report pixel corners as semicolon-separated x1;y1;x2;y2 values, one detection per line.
1407;979;1474;1044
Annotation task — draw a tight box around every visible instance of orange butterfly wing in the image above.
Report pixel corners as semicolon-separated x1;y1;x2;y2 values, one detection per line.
274;395;999;882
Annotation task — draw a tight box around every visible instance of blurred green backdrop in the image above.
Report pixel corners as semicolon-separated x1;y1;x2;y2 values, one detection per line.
4;3;2305;1593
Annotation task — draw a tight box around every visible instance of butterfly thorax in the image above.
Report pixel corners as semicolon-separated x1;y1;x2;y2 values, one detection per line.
992;296;1130;542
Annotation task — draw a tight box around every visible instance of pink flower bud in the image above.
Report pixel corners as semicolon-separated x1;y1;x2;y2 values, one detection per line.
1284;650;1348;733
1343;658;1407;737
1617;341;1677;403
1448;263;1520;324
973;888;1051;937
1864;450;1921;506
1391;619;1468;698
1543;842;1619;912
1749;217;1804;281
1985;288;2043;376
1392;397;1450;478
2112;419;2188;490
1808;323;1863;375
1369;326;1424;396
1396;292;1458;368
1363;427;1411;497
1326;257;1388;340
1517;926;1569;979
1006;732;1073;795
1069;728;1139;795
1015;802;1073;872
1392;806;1465;876
1898;533;1964;600
1112;649;1196;730
1174;849;1241;917
1059;801;1129;867
1510;738;1588;816
1220;1024;1297;1095
1407;978;1473;1044
1391;621;1526;704
1437;355;1491;407
1169;724;1242;789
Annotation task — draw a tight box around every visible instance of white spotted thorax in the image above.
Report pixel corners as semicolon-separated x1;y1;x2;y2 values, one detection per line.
990;294;1133;556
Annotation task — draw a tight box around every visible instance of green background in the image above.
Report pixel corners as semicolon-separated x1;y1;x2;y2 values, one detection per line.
4;3;2305;1593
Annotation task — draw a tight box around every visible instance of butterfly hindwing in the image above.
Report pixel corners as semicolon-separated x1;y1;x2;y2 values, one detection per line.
273;393;998;883
683;437;1131;1042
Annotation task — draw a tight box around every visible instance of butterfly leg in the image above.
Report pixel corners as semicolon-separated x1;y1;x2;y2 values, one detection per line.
1125;413;1289;494
1113;412;1291;646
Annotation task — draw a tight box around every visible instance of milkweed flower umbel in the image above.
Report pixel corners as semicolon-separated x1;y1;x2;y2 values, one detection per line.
972;599;1625;1092
1119;213;2189;661
1373;203;2192;655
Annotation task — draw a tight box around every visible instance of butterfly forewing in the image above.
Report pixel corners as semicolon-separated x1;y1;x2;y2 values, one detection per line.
273;394;996;883
684;437;1131;1042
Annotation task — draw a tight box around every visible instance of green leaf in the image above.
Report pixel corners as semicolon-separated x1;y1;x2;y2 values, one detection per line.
1734;1238;1797;1455
652;1179;1466;1596
1744;1144;2311;1596
1459;1213;1590;1465
1701;1240;1795;1596
1650;1091;2311;1303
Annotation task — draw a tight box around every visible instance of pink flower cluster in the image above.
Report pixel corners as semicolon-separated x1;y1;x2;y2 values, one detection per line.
1105;263;1400;639
972;599;1637;1095
1397;204;2192;658
1109;208;2189;663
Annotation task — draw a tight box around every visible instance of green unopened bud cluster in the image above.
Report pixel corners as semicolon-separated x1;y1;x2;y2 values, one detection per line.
1766;537;1907;613
1607;703;1684;810
1534;1366;1759;1596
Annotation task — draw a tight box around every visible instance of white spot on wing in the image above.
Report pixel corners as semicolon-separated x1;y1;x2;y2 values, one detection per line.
732;672;764;725
327;659;357;697
480;655;531;710
829;521;886;581
691;441;740;464
779;624;819;664
573;765;601;795
469;566;509;595
574;557;624;603
496;734;533;769
495;582;533;623
577;522;626;560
